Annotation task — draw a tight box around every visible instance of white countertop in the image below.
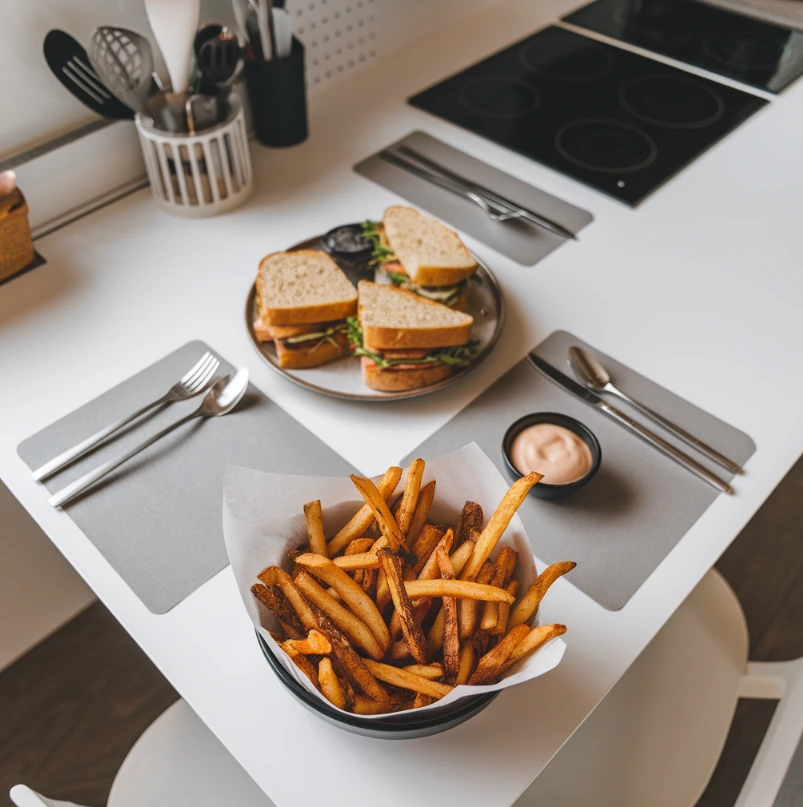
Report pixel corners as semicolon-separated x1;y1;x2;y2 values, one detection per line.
2;1;803;805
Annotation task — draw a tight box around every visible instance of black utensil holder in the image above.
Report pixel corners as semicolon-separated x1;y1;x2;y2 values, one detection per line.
245;38;308;147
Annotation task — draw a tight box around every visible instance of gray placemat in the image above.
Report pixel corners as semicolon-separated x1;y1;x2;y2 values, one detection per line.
403;331;756;610
353;131;593;265
17;341;354;614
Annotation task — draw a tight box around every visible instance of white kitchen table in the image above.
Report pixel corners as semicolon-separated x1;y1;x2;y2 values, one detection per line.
2;1;802;805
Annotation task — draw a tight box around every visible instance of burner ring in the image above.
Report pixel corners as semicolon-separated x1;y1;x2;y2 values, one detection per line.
618;74;726;130
555;118;658;174
457;77;542;119
520;33;615;82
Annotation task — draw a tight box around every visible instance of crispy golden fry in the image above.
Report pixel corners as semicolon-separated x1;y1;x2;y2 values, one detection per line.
257;566;317;632
303;500;328;558
460;472;542;582
350;474;408;553
293;572;384;660
281;629;332;656
376;569;391;613
415;526;452;579
406;574;515;601
404;663;444;680
307;603;390;701
509;562;577;629
363;660;454;699
295;553;391;651
250;583;306;639
468;624;531;685
449;539;475;577
455;642;477;685
413;693;436;708
455;501;484;549
328;466;403;555
390;638;411;660
318;658;346;709
397;458;425;536
285;649;321;690
361;567;377;599
352;695;406;715
480;547;519;632
378;549;428;664
406;480;436;547
436;547;460;680
500;624;568;674
332;552;382;571
458;561;494;640
493;579;519;636
345;537;376;556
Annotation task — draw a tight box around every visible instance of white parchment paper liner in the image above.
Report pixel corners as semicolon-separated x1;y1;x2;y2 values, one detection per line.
223;443;566;718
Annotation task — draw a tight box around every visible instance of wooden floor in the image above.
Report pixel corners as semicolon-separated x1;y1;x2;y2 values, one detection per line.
1;458;802;807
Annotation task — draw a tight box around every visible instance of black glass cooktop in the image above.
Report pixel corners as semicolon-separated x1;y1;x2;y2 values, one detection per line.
564;0;803;94
408;26;767;206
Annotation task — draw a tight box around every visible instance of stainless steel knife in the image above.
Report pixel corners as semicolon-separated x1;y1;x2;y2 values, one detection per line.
527;353;733;495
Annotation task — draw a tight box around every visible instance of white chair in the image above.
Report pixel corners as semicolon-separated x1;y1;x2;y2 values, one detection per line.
515;569;803;807
11;571;803;807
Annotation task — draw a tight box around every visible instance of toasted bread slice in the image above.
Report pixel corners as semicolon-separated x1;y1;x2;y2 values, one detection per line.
361;357;454;392
358;281;473;350
275;332;349;369
257;250;358;326
383;206;478;287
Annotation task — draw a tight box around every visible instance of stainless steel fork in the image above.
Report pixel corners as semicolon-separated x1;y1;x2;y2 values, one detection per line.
32;351;220;482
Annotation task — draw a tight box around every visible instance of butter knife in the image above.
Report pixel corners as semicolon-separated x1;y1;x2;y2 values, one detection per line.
528;353;733;495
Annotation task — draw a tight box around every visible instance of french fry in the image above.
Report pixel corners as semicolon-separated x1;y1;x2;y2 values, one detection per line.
376;569;391;612
390;638;411;660
293;572;385;660
406;479;436;547
404;663;444;680
303;500;328;558
257;566;317;632
458;561;494;640
295;553;391;651
363;660;454;699
493;579;519;636
455;501;483;549
414;526;452;579
378;549;428;664
280;629;332;656
405;578;515;603
448;539;475;577
397;458;425;537
436;547;459;680
332;552;382;571
460;472;542;582
500;624;568;675
318;658;346;709
455;642;476;685
509;562;577;629
350;474;408;553
480;547;518;632
352;695;407;715
345;537;375;556
361;567;377;599
327;466;403;555
250;583;306;639
307;603;389;702
286;649;321;690
468;624;531;685
413;693;436;708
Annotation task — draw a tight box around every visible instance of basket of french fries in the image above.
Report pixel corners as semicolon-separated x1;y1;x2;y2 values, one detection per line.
224;443;575;738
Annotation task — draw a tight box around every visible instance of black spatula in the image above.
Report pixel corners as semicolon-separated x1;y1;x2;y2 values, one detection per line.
44;30;134;120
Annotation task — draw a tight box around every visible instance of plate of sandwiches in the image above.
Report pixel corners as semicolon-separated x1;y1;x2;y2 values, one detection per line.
245;205;504;400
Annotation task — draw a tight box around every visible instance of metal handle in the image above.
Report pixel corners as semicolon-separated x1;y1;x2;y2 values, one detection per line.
49;411;200;508
612;388;742;475
32;396;167;482
599;402;733;494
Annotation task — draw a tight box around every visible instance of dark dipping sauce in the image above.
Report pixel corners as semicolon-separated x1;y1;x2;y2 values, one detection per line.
322;223;374;263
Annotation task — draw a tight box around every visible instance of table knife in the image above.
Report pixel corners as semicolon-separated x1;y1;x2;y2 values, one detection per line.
528;353;733;495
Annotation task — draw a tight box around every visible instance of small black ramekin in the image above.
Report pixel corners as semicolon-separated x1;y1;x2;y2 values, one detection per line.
502;412;602;501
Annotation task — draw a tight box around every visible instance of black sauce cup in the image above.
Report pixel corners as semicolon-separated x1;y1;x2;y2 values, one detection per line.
502;412;601;501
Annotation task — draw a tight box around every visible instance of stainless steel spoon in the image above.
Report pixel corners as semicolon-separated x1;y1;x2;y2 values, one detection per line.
569;346;741;474
49;369;249;508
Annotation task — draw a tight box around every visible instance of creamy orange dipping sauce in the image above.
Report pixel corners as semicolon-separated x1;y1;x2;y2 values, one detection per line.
510;423;593;485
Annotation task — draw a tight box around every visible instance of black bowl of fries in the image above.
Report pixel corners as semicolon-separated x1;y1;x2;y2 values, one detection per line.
257;630;499;739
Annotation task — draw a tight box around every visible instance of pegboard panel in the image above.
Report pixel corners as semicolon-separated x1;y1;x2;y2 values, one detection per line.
287;0;504;91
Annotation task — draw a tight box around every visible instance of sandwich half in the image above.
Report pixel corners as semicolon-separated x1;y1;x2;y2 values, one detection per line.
362;206;478;309
254;250;358;369
350;281;476;392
